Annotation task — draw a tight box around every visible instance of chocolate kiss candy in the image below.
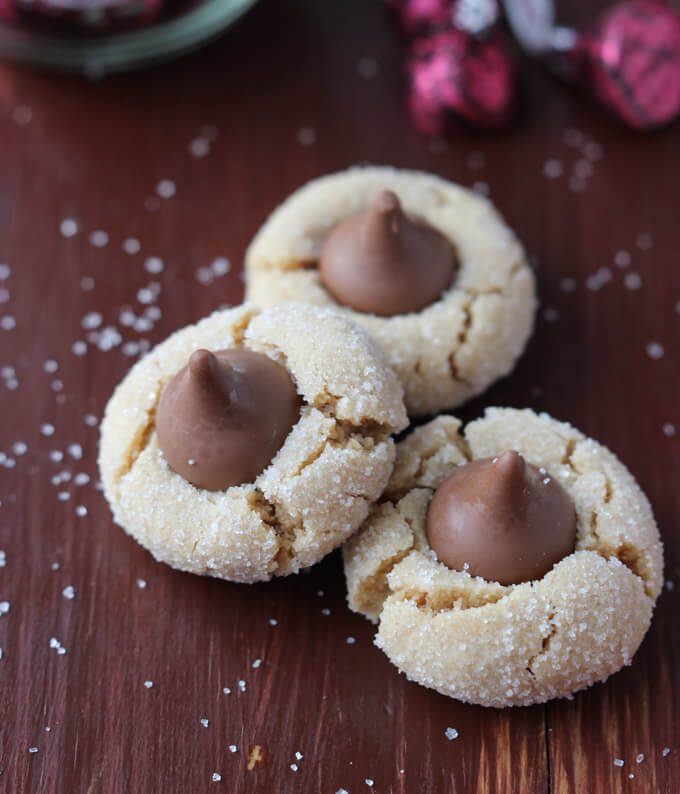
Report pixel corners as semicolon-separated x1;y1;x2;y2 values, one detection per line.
156;348;300;491
319;191;457;317
426;450;576;585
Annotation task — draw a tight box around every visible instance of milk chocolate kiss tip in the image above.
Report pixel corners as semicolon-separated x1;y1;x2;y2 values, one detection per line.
319;190;457;317
156;347;300;492
426;450;577;586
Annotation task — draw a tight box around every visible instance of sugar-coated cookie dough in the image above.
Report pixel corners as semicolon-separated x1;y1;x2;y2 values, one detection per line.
99;303;408;583
245;166;537;416
343;408;663;707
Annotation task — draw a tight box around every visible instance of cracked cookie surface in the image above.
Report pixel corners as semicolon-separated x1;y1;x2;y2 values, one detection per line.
99;303;408;583
343;408;663;707
244;166;537;415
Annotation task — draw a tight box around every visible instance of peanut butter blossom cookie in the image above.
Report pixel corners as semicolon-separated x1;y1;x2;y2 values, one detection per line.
245;166;537;415
343;408;663;707
99;303;408;583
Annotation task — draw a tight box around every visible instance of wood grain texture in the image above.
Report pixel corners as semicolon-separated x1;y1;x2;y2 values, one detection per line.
0;0;677;791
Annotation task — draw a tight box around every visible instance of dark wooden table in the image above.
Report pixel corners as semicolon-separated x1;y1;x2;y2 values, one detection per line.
0;1;678;791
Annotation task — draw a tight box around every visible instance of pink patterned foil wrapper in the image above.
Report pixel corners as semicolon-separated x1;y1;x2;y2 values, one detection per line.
408;26;517;133
577;0;680;130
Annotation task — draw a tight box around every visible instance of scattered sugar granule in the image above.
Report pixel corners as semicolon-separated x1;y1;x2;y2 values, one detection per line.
0;551;5;567
60;219;78;238
89;230;109;248
662;423;676;437
295;752;303;760
0;601;10;615
156;179;176;199
211;257;230;276
585;267;612;290
568;176;586;193
269;618;278;626
296;126;316;146
662;747;670;757
136;579;147;589
365;779;374;787
51;379;63;392
624;272;642;290
12;105;32;125
223;687;231;694
41;424;55;436
321;608;331;616
573;159;593;179
229;745;238;753
613;758;624;767
50;450;64;462
0;264;9;279
636;232;653;250
543;158;563;179
252;658;262;669
74;473;90;486
189;138;211;158
200;718;209;727
44;726;50;732
346;637;356;644
81;312;102;330
137;288;155;304
290;764;298;772
614;250;631;268
75;506;88;517
12;441;27;455
62;586;75;600
356;56;379;78
317;590;324;597
445;727;459;740
636;753;644;763
1;316;16;330
72;341;87;356
43;360;58;373
646;342;664;360
563;128;584;147
144;680;154;688
584;141;603;161
144;256;164;274
84;414;98;427
80;277;95;291
336;789;349;794
51;562;60;570
28;747;38;754
666;580;675;591
196;267;213;285
238;680;247;692
560;277;577;292
67;444;83;460
212;773;221;782
471;180;489;195
0;288;9;302
543;307;559;323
